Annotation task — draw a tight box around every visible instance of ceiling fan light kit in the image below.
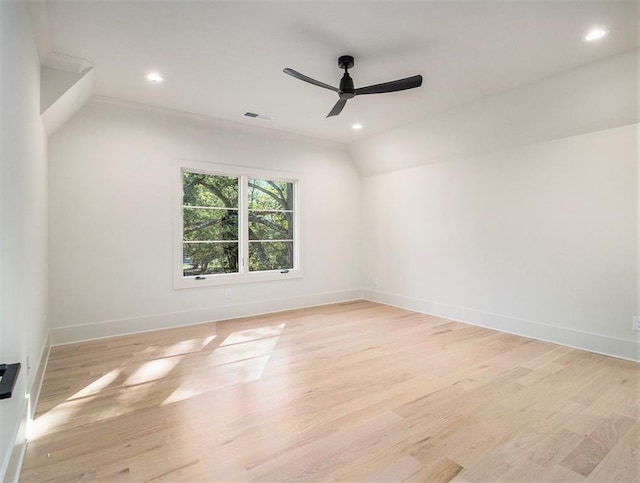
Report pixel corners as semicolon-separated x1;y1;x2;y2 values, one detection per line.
284;55;423;118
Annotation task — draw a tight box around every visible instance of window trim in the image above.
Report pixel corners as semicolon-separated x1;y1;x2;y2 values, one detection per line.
174;160;302;289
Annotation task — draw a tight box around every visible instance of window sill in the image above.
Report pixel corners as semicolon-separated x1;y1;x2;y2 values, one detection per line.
173;268;303;289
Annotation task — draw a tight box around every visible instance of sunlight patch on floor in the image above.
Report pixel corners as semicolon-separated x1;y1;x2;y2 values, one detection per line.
208;335;280;366
29;329;264;441
220;322;285;346
27;334;219;444
161;335;216;357
29;396;98;441
159;323;287;403
162;352;275;406
68;368;121;400
142;334;216;356
125;356;183;386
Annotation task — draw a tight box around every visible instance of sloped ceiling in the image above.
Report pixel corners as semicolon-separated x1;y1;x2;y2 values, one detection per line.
42;0;639;143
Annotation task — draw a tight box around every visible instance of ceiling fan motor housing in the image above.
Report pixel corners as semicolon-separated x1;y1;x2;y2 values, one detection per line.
338;55;355;98
339;73;355;98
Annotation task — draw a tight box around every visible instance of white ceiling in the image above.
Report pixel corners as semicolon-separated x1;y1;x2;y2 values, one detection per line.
43;0;638;143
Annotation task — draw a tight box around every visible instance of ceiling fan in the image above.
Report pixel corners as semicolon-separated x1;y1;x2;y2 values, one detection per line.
283;55;423;118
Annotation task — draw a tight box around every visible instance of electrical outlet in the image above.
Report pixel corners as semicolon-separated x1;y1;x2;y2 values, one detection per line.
225;288;233;299
633;316;640;332
373;276;381;288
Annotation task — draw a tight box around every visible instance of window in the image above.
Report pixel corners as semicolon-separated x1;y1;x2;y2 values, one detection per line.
175;162;300;288
182;172;240;276
248;178;295;272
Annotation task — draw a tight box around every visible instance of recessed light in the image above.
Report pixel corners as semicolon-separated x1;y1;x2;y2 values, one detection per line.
352;123;363;130
584;28;608;41
146;72;164;83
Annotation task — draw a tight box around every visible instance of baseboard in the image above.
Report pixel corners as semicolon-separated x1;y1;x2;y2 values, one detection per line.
363;289;640;363
30;334;51;420
1;333;51;483
51;289;363;345
2;400;28;483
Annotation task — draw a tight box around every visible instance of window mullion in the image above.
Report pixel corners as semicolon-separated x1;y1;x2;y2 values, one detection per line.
240;175;249;275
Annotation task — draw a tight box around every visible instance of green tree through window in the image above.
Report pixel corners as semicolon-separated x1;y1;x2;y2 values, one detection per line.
183;172;239;276
248;178;294;272
182;170;295;278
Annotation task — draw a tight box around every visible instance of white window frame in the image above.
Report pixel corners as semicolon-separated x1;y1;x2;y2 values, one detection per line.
174;160;302;289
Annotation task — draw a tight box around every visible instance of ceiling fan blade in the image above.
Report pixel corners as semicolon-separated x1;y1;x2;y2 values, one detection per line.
355;75;423;96
326;98;347;117
283;68;339;93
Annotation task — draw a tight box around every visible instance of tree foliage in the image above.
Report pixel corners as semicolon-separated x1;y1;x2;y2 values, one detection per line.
183;173;239;275
182;172;294;276
248;178;294;271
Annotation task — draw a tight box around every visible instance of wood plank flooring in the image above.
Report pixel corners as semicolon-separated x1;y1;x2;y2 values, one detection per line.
20;301;640;482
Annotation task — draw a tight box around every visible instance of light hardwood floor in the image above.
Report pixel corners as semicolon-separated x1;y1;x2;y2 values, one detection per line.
20;301;639;482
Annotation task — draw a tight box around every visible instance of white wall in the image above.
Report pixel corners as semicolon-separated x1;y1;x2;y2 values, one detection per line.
0;1;50;480
350;50;638;177
40;66;83;112
358;51;639;361
48;99;361;343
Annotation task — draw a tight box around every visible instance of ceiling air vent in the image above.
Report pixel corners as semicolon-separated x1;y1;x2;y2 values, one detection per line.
243;112;272;121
